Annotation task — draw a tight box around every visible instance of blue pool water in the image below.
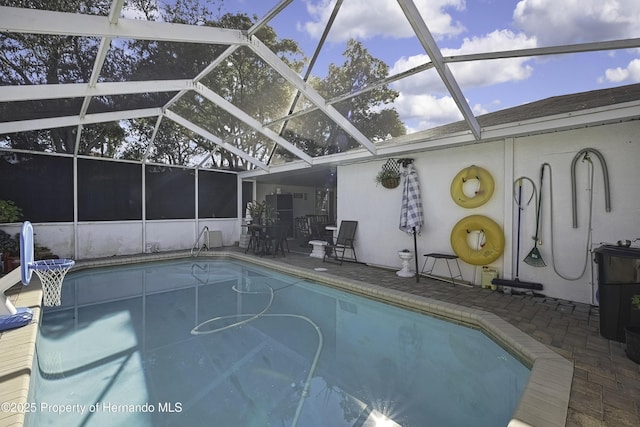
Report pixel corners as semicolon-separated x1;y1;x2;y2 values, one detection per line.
27;259;529;426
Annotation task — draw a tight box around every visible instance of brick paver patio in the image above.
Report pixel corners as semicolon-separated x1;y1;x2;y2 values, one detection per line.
235;244;640;426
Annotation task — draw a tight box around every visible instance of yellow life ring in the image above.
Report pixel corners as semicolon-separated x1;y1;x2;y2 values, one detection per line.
450;165;495;208
450;215;504;265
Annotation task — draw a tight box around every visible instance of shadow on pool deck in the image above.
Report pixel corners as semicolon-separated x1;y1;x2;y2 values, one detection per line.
232;243;640;426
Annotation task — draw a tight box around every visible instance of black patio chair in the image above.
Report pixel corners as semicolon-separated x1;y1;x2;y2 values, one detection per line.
294;217;310;239
306;214;330;240
244;224;263;255
268;221;290;257
323;220;358;265
310;220;332;242
294;216;313;247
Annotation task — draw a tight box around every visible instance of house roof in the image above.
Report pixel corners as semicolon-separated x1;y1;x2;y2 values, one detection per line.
368;82;640;155
480;82;640;126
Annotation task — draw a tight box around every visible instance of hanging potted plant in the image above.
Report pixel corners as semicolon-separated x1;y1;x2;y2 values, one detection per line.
375;168;401;189
375;159;402;189
624;295;640;363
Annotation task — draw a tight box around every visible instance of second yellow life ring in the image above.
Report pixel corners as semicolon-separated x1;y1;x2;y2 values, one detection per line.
450;165;495;208
450;215;504;265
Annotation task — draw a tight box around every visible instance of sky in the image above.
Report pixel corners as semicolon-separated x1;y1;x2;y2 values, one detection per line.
178;0;640;133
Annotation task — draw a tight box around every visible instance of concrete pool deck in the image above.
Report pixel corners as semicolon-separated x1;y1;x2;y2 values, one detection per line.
0;247;638;426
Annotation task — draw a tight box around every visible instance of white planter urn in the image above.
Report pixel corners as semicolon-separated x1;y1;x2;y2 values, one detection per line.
396;250;414;277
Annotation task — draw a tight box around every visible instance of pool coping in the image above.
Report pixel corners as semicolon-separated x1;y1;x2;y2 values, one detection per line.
0;269;42;426
0;251;573;426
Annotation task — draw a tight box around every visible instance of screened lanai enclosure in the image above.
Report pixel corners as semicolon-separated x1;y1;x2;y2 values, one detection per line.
4;4;640;426
1;0;640;275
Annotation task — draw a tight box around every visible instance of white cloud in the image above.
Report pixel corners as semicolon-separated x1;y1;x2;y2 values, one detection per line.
443;30;537;87
513;0;640;45
390;30;537;94
472;103;489;116
298;1;640;131
391;92;463;130
600;58;640;83
449;29;538;56
386;29;538;130
302;0;466;42
390;54;441;91
391;54;432;75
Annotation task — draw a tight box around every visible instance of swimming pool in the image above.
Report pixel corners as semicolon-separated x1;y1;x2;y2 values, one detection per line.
27;257;529;426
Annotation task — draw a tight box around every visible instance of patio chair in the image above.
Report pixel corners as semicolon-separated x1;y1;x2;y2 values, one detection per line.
295;216;312;246
267;221;290;257
294;217;310;239
244;224;263;255
310;220;332;242
323;220;358;265
307;214;330;240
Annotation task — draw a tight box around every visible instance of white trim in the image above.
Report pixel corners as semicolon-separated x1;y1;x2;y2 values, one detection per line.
397;0;481;140
0;6;248;45
445;38;640;63
164;110;270;171
0;108;161;133
0;80;194;102
194;83;314;164
249;37;378;155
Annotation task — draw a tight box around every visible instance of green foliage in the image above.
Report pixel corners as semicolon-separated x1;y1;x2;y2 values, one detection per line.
284;39;407;158
246;200;278;225
130;9;305;169
0;230;19;256
0;200;23;223
374;169;401;185
0;0;129;154
246;200;264;220
34;244;54;259
0;230;56;258
632;295;640;310
1;2;406;169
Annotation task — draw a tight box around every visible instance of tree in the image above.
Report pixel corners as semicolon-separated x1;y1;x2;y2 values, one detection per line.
1;2;406;169
273;39;406;159
0;0;132;155
121;4;305;170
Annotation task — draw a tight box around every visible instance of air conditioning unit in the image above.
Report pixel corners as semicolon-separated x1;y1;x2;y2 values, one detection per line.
481;266;499;290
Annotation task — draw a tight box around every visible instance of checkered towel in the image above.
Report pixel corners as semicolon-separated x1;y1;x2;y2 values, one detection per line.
399;163;423;234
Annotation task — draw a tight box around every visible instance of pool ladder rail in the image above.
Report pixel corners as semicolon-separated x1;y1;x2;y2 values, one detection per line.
191;226;209;257
191;262;212;286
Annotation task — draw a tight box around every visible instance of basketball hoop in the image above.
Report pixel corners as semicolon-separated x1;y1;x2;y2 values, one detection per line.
19;221;75;307
1;221;75;331
31;259;75;307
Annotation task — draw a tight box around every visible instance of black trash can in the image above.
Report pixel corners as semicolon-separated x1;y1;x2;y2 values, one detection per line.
593;245;640;342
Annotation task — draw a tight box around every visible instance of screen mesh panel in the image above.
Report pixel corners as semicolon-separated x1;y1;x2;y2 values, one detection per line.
78;158;142;221
0;152;73;222
145;165;195;220
198;170;237;218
